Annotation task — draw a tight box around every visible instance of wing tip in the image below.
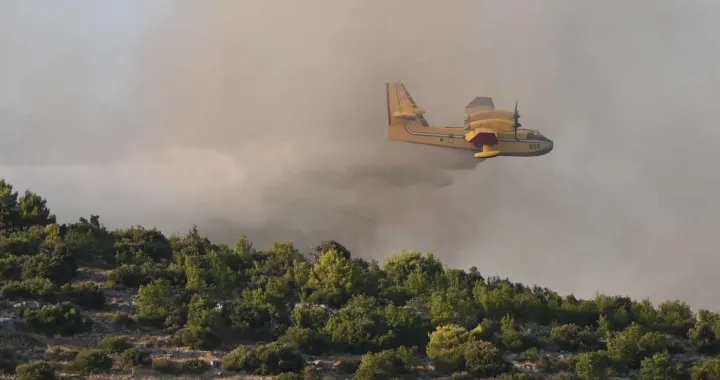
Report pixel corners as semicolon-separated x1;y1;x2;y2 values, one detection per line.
386;82;392;126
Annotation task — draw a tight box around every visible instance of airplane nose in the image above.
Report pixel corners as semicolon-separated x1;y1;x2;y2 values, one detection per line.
545;140;553;154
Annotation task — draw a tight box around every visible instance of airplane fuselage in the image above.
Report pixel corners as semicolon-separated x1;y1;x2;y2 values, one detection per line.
388;122;553;157
385;81;554;159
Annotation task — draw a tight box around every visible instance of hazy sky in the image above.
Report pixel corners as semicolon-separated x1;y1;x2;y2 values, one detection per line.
2;1;720;310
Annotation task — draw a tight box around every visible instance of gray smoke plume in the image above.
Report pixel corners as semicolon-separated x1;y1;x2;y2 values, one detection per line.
2;0;720;310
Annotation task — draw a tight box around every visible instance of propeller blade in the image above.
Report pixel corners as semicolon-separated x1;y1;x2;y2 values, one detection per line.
513;100;521;139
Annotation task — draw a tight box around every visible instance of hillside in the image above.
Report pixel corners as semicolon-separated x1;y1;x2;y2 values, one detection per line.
0;177;719;380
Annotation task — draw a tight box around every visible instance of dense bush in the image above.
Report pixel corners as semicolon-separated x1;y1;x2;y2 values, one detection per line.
1;277;56;301
96;335;132;353
19;246;77;285
108;262;186;288
68;350;113;375
463;340;511;377
113;226;173;265
20;302;92;336
222;342;306;375
119;348;152;369
574;350;611;380
3;178;720;379
354;346;417;379
172;325;221;350
58;282;105;309
276;326;330;355
427;324;470;372
691;358;720;379
16;361;57;380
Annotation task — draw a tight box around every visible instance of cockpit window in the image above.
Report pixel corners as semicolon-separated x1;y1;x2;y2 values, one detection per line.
527;131;550;142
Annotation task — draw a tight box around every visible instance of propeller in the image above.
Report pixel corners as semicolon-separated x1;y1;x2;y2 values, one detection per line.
512;101;521;139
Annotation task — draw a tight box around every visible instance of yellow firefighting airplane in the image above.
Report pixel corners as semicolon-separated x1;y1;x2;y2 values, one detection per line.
386;81;553;159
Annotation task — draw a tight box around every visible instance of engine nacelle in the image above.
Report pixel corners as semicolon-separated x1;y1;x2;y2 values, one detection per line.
392;108;425;120
468;118;514;130
465;110;513;123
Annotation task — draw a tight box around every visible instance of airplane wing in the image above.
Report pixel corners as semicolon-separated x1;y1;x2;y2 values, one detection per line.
465;96;495;117
387;81;430;126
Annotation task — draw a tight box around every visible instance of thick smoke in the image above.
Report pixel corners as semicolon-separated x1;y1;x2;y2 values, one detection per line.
2;1;720;309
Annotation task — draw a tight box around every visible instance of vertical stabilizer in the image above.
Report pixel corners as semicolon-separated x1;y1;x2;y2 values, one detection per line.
386;81;429;127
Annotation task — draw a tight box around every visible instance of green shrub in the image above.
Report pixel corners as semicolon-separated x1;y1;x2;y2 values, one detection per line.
62;216;116;264
469;319;497;341
551;323;582;350
0;277;56;301
68;349;113;375
108;264;149;288
691;358;720;380
354;346;416;379
112;226;173;265
20;248;77;285
521;347;540;361
640;352;682;379
575;350;611;380
21;301;92;336
462;340;510;378
276;326;329;355
0;232;42;257
291;302;331;329
16;361;57;380
108;263;186;288
427;324;469;373
0;255;22;282
500;315;527;351
223;342;305;375
96;335;132;353
172;325;221;350
135;279;172;320
119;348;152;369
58;282;105;309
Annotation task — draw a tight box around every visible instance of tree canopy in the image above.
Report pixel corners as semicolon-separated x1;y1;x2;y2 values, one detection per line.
0;177;718;379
